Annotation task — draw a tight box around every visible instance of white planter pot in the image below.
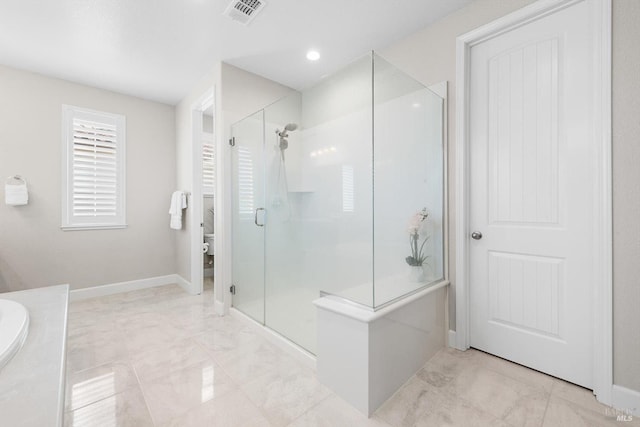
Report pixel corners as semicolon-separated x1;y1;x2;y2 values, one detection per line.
408;265;426;282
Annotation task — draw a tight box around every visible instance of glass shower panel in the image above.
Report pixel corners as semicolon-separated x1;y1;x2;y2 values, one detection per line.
298;55;374;310
372;53;444;307
230;50;447;355
231;110;266;323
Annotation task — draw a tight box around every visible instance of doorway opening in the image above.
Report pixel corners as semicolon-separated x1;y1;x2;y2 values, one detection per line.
189;89;215;297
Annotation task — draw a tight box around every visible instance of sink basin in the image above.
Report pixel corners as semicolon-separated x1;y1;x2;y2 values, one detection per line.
0;299;29;371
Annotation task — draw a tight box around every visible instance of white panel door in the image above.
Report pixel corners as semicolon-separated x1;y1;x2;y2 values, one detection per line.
469;0;597;388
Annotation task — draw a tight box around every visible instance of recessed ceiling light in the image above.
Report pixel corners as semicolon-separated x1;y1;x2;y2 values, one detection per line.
306;50;320;61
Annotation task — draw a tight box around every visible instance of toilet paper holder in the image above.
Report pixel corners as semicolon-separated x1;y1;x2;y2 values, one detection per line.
5;175;29;206
5;175;26;186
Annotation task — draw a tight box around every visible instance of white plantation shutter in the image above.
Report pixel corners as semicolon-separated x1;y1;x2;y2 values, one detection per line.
72;120;118;216
237;146;254;219
202;132;215;195
62;106;126;229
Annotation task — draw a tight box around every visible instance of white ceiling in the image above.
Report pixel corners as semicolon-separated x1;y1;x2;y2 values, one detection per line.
0;0;473;105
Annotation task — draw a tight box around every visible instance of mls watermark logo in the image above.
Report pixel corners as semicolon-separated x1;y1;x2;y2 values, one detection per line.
605;407;635;422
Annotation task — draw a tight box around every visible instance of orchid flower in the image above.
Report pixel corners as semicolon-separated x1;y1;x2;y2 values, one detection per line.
406;208;429;267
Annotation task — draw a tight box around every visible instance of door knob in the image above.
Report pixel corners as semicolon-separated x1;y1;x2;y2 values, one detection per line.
471;231;483;240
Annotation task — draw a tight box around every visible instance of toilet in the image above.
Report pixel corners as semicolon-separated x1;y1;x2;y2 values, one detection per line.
204;233;215;255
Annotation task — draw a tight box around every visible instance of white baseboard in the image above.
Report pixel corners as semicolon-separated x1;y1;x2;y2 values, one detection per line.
173;274;196;295
229;307;316;371
612;385;640;416
448;329;457;348
70;274;184;301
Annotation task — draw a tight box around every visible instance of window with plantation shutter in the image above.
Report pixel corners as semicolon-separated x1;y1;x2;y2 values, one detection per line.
202;132;215;195
62;105;126;230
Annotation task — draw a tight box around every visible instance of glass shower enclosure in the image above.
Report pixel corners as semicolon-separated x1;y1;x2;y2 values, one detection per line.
231;52;444;354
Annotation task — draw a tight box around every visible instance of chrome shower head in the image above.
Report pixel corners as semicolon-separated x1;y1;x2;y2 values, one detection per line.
276;123;298;138
276;123;298;160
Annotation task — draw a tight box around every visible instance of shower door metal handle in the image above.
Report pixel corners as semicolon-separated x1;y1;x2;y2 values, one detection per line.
254;208;265;227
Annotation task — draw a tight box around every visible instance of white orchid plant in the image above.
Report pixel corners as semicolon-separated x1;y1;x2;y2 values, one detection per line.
406;208;429;267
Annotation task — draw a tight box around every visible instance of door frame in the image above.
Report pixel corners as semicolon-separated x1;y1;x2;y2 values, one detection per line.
190;88;215;296
454;0;612;404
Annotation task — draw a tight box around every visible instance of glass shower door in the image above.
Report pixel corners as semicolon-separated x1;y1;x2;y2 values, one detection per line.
231;111;265;323
263;94;318;353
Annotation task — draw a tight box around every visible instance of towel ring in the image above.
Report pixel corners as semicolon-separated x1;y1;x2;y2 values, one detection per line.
5;175;27;186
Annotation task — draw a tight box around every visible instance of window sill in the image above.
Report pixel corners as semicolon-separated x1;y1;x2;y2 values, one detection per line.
61;224;128;231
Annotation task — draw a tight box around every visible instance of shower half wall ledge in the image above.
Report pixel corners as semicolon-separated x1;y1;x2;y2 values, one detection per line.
315;280;448;416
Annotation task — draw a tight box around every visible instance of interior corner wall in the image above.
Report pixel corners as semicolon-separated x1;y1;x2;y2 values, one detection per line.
220;63;294;120
381;0;640;393
0;65;177;291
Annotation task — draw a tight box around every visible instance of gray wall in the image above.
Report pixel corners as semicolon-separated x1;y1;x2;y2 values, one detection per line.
382;0;640;392
612;0;640;392
0;65;177;291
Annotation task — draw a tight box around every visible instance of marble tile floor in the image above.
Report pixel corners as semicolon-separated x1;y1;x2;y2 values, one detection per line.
64;284;636;427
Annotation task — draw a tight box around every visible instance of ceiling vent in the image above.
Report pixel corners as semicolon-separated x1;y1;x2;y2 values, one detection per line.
223;0;266;26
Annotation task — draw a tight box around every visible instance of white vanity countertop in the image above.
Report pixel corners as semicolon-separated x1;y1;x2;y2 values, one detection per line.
0;284;69;427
